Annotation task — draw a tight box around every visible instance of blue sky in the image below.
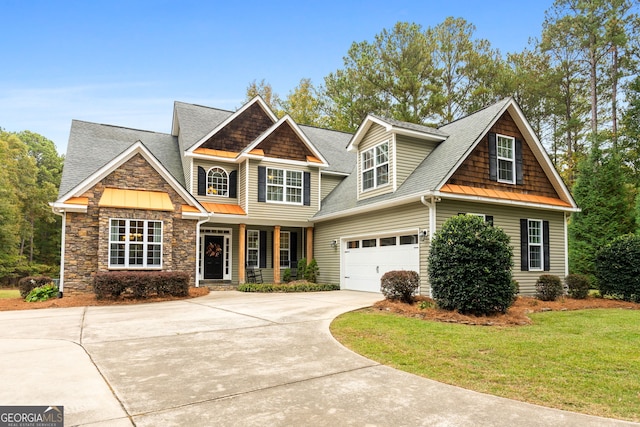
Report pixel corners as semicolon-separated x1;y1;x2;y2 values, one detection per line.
1;0;551;154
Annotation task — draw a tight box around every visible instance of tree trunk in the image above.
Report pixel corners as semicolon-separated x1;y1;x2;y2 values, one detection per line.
590;41;598;140
611;45;618;151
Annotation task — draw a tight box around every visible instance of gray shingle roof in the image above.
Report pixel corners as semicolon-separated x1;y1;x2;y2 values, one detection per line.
369;114;448;137
58;120;182;198
173;101;233;153
315;98;512;218
299;125;355;174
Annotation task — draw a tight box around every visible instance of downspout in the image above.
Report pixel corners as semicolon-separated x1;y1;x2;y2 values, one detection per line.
51;207;65;298
420;195;439;242
564;212;569;277
420;195;440;298
194;215;210;287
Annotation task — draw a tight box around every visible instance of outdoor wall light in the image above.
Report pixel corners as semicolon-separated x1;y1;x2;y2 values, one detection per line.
420;230;428;241
330;239;338;248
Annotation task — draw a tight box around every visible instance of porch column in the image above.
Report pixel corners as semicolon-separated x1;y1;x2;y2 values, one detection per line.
306;227;313;261
274;225;281;283
239;223;246;284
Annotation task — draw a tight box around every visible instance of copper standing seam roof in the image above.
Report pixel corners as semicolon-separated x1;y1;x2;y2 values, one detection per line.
440;184;572;208
98;188;174;211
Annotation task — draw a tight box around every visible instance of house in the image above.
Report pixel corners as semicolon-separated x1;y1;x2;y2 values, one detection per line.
51;96;578;296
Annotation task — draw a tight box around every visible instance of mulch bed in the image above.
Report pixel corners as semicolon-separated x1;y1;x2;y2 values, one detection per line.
0;287;210;311
373;296;640;326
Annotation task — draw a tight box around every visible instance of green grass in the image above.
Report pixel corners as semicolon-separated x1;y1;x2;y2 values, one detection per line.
0;289;20;299
331;308;640;422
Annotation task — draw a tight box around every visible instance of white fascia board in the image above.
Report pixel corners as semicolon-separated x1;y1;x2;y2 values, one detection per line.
49;202;88;213
346;115;383;152
184;151;243;163
186;96;277;153
321;170;350;177
57;141;208;214
182;212;210;220
434;191;580;213
311;193;427;223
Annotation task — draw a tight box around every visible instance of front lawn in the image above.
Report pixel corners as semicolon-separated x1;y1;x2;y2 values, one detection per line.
0;289;20;299
331;308;640;422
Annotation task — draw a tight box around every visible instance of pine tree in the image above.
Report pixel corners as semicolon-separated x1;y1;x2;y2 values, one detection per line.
568;144;635;279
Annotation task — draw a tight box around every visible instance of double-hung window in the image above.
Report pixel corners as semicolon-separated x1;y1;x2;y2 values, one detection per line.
247;230;260;268
497;134;515;183
109;219;162;268
528;219;543;270
267;168;302;204
362;141;389;191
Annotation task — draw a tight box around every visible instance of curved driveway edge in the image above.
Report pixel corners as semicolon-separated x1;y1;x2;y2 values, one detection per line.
0;290;637;426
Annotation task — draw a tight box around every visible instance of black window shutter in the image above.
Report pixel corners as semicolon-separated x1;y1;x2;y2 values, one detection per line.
258;166;266;202
259;230;267;268
229;170;237;198
543;220;550;271
486;215;494;226
520;219;529;271
488;133;497;182
515;138;524;185
303;172;311;206
290;232;298;265
197;166;206;196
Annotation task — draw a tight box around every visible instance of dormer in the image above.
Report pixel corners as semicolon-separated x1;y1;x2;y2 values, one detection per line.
347;115;447;200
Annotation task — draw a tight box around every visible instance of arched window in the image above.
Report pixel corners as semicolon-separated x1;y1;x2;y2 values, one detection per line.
206;167;228;196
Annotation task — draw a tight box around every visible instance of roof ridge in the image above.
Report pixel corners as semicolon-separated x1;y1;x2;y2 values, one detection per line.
174;100;235;114
72;119;171;136
438;97;512;129
299;123;354;136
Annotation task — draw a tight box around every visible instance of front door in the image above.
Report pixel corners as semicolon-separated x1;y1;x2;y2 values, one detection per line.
204;235;224;279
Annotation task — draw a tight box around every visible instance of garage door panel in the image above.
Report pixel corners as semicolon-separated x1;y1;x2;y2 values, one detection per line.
343;242;419;293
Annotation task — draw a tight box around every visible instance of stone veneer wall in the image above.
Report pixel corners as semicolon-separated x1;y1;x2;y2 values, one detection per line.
63;153;197;294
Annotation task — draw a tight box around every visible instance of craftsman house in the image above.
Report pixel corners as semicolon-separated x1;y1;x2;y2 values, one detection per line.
52;96;578;296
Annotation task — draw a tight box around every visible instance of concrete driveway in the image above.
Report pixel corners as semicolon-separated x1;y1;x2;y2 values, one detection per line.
0;290;637;427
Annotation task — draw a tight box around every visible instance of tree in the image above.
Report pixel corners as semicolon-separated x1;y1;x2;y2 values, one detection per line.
568;144;635;279
323;22;441;130
17;131;64;265
280;78;325;126
0;132;22;278
245;79;283;116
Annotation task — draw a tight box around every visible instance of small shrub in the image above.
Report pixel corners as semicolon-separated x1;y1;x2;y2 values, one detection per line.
535;274;564;301
283;268;292;283
428;215;515;315
595;234;640;302
304;259;319;283
297;258;307;280
25;284;59;302
565;274;590;299
380;270;419;303
18;276;53;298
418;300;434;310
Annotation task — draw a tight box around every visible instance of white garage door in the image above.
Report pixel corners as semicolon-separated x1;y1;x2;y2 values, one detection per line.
343;234;420;293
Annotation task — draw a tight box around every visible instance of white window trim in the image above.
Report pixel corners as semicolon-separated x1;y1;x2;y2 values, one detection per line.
279;231;290;268
528;219;543;271
206;166;229;197
247;230;260;268
108;218;163;269
496;134;515;184
361;141;390;192
266;168;303;205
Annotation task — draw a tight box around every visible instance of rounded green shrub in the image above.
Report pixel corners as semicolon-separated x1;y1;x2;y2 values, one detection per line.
535;274;564;301
565;274;590;299
25;284;59;302
380;270;419;303
595;234;640;302
428;215;515;315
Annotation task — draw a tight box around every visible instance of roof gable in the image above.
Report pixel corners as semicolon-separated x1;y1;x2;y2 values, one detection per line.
188;96;277;153
54;140;206;215
244;115;329;166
